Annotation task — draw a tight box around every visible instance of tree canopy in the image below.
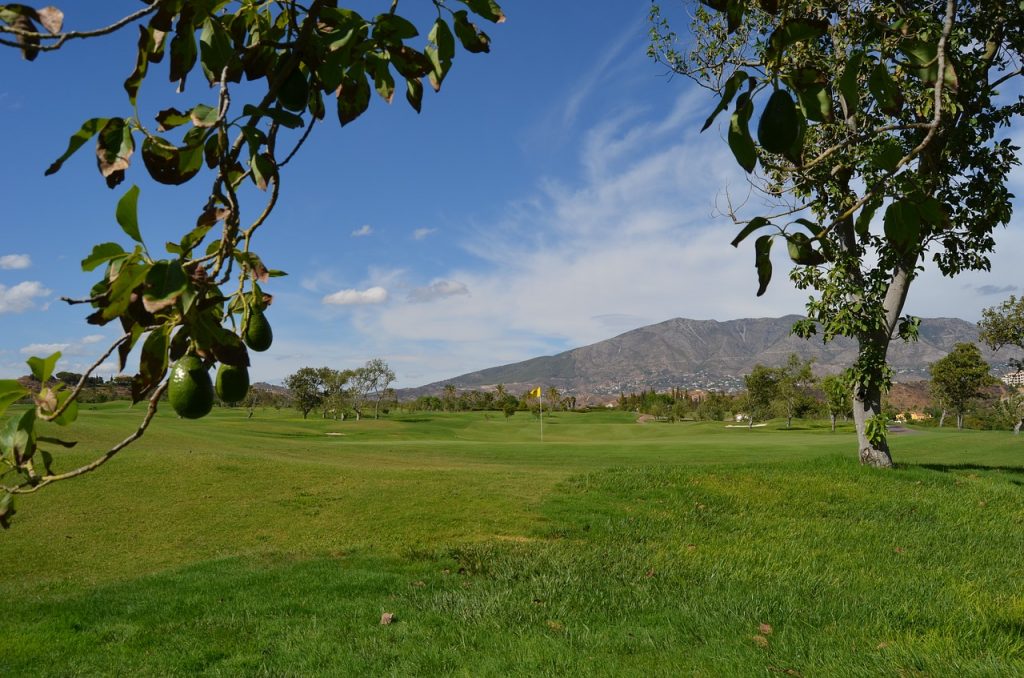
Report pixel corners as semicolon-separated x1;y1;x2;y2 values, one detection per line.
0;0;504;525
650;0;1024;466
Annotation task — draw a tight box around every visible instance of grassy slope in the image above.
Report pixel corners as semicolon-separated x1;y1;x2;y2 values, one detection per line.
3;404;1024;675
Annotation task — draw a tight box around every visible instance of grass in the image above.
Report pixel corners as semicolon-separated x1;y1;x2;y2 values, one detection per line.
3;404;1024;675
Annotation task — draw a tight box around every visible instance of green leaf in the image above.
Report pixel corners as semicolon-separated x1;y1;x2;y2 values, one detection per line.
190;103;219;128
81;242;126;272
115;185;143;244
754;234;773;297
132;325;171;403
140;135;203;185
855;198;881;239
868;62;903;116
767;19;827;60
142;260;187;313
838;51;863;120
731;216;771;248
453;10;490;53
373;59;396;104
405;77;423;113
0;380;28;418
337;69;371;126
27;352;61;384
124;25;154;105
169;24;197;83
461;0;505;23
199;17;233;85
373;13;419;41
45;117;110;176
702;70;747;132
874;139;904;172
883;200;921;252
95;118;134;189
52;390;78;426
786;232;826;265
241;105;304;129
155;107;190;132
250;153;276;191
728;93;756;173
0;409;36;464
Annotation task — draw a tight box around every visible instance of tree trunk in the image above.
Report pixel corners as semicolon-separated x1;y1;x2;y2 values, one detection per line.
748;415;753;429
1014;418;1022;435
830;413;836;432
787;412;792;429
853;380;894;468
956;413;963;430
938;409;946;428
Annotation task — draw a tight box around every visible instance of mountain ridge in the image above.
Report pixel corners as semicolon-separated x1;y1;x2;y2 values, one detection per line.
402;315;1023;399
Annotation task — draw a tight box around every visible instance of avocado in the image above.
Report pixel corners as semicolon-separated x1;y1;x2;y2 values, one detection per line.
244;310;273;352
216;363;250;403
168;355;214;419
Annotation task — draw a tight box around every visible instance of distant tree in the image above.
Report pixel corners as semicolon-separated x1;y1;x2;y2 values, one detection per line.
979;296;1024;372
54;371;82;386
744;364;779;428
546;386;560;412
993;390;1024;435
776;355;816;429
494;384;507;401
821;374;852;432
285;367;330;419
358;358;396;419
442;384;458;412
929;343;993;430
501;398;517;420
321;368;352;419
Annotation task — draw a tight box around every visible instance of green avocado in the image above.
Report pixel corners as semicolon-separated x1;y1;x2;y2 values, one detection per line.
168;355;214;419
216;363;250;403
245;311;273;352
757;89;800;155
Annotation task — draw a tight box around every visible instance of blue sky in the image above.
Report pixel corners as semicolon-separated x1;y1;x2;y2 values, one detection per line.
1;2;1022;387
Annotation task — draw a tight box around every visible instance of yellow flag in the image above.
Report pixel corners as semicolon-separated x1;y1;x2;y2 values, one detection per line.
529;387;542;398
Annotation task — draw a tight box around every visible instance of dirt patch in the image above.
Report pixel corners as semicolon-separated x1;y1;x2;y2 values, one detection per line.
636;414;656;424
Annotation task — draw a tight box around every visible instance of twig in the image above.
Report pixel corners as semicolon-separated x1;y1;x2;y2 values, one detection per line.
12;380;168;494
0;2;160;52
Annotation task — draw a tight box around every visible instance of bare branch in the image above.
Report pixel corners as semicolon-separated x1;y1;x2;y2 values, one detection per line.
0;2;160;52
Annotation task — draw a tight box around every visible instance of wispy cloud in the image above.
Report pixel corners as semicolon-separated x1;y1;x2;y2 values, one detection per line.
0;254;30;270
323;286;389;306
0;281;49;313
413;227;436;240
408;279;469;303
351;224;374;237
975;284;1018;296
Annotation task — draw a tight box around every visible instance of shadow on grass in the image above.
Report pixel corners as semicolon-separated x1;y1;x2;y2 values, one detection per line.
909;462;1024;477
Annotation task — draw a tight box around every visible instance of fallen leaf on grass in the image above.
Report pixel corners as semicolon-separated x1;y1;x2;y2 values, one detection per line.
876;641;889;650
410;580;425;588
759;623;773;635
380;612;395;625
546;620;564;632
894;547;905;554
645;568;656;578
753;634;769;648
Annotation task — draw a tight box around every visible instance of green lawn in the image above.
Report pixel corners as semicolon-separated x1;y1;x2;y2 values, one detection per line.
3;404;1024;675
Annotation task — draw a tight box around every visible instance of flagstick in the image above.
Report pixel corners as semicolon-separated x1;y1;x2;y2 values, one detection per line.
540;390;544;443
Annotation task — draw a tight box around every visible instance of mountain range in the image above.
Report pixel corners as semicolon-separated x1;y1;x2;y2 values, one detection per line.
406;315;1023;399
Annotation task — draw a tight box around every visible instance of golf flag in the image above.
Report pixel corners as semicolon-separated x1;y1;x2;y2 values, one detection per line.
529;387;542;398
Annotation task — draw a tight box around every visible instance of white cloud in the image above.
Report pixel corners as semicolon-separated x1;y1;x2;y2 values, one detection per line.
80;334;106;345
408;279;469;303
0;281;50;314
20;342;69;355
413;227;436;240
322;286;389;306
0;254;31;270
351;224;374;237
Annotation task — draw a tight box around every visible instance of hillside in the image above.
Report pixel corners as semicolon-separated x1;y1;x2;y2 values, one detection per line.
407;315;1023;397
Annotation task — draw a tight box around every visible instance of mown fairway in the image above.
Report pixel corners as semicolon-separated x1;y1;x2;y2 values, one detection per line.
3;404;1024;676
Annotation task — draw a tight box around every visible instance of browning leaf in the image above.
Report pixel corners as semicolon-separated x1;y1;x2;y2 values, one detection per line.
36;6;63;34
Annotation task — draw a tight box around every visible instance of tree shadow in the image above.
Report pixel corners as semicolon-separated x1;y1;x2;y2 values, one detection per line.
909;462;1024;478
